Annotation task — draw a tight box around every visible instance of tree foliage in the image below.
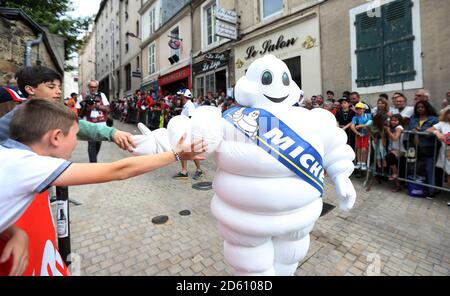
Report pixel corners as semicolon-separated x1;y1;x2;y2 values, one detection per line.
1;0;93;70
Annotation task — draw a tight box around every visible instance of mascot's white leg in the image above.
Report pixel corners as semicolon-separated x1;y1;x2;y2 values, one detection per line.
217;221;275;276
273;223;315;276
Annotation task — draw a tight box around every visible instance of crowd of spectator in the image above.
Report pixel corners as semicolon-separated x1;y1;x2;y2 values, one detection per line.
109;89;238;130
106;86;449;200
296;89;450;200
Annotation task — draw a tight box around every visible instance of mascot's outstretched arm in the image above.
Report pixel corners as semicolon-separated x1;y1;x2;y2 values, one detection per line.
131;123;171;155
131;105;223;156
312;108;356;211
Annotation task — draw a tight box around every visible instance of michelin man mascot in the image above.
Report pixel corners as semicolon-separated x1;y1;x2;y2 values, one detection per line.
133;55;356;276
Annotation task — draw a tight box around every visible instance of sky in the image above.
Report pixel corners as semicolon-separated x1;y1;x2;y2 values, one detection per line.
68;0;102;18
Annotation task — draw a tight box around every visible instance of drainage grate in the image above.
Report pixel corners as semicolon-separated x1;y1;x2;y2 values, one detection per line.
320;202;336;217
192;181;212;191
151;215;169;224
179;210;191;216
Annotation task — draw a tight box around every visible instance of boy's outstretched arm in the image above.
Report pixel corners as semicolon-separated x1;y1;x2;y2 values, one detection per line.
52;137;207;187
77;120;136;152
0;226;29;276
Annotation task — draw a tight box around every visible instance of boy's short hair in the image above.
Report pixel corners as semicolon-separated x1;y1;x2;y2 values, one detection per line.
10;98;78;145
15;66;62;97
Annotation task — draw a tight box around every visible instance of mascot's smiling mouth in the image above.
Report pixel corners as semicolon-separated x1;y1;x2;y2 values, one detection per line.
263;94;289;103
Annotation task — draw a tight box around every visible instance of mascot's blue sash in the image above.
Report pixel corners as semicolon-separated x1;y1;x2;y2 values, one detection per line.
223;107;324;195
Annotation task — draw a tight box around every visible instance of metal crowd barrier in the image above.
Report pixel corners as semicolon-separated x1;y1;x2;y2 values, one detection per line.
353;129;450;194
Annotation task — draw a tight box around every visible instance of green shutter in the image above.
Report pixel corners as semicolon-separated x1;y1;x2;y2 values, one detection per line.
354;0;415;87
383;0;415;84
355;12;383;87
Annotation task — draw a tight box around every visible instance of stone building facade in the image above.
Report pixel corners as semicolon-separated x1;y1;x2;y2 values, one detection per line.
140;0;191;96
120;0;142;97
0;8;64;87
95;0;121;99
78;27;96;96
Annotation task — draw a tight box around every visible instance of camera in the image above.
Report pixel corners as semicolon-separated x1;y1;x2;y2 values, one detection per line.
85;93;100;105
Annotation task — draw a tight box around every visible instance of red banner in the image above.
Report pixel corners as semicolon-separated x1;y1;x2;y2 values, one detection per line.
158;66;190;86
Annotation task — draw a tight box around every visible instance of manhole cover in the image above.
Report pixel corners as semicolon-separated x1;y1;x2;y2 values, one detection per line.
179;210;191;216
320;202;336;217
192;181;212;191
152;215;169;224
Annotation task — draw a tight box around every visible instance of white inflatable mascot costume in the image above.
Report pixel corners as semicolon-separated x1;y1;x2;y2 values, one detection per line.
133;55;356;276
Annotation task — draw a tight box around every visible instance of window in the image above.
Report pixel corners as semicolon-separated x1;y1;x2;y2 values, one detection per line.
205;73;215;94
261;0;283;20
125;64;131;91
148;43;155;74
149;7;156;34
205;3;218;46
137;56;140;69
195;76;204;98
351;0;420;91
136;21;140;37
125;43;129;53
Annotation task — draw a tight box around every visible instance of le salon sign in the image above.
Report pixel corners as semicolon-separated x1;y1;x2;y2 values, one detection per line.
245;35;298;60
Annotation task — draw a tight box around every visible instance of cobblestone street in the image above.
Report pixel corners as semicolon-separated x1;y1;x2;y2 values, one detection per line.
64;120;450;276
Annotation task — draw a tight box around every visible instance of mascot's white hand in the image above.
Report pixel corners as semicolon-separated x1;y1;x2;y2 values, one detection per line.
131;123;158;155
334;174;356;211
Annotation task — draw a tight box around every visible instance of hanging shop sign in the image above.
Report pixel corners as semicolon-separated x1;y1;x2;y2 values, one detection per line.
216;7;237;24
168;39;181;49
245;35;298;60
216;20;238;40
132;70;142;78
193;51;230;75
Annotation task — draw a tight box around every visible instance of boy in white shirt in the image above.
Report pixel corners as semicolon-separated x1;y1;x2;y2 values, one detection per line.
0;99;206;274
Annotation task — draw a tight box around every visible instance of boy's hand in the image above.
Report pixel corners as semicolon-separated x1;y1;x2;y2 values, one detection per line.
113;130;136;152
175;134;207;161
1;227;29;276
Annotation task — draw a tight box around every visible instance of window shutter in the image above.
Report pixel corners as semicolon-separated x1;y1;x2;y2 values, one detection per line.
383;0;415;84
355;12;383;87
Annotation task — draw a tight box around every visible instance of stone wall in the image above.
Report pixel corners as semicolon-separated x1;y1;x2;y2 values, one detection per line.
0;17;59;85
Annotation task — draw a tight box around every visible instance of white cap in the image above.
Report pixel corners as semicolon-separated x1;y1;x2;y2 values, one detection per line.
177;88;193;99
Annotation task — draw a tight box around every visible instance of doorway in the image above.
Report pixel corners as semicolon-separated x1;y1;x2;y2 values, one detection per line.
283;56;302;89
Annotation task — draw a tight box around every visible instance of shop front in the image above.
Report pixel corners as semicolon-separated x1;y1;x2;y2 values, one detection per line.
158;65;191;96
234;14;322;96
141;79;158;99
192;50;230;98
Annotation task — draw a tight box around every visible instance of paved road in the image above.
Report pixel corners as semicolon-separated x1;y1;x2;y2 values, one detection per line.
61;120;450;276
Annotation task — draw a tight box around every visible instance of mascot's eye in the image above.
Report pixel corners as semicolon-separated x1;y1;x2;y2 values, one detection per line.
282;72;290;86
261;71;272;85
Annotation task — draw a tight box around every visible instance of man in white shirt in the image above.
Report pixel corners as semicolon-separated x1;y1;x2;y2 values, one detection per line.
81;79;110;162
391;92;414;125
173;89;203;180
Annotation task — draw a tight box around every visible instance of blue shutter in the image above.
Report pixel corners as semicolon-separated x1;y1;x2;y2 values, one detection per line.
383;0;415;84
355;12;383;87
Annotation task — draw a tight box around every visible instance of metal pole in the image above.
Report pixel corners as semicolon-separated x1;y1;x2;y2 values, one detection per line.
56;186;71;266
